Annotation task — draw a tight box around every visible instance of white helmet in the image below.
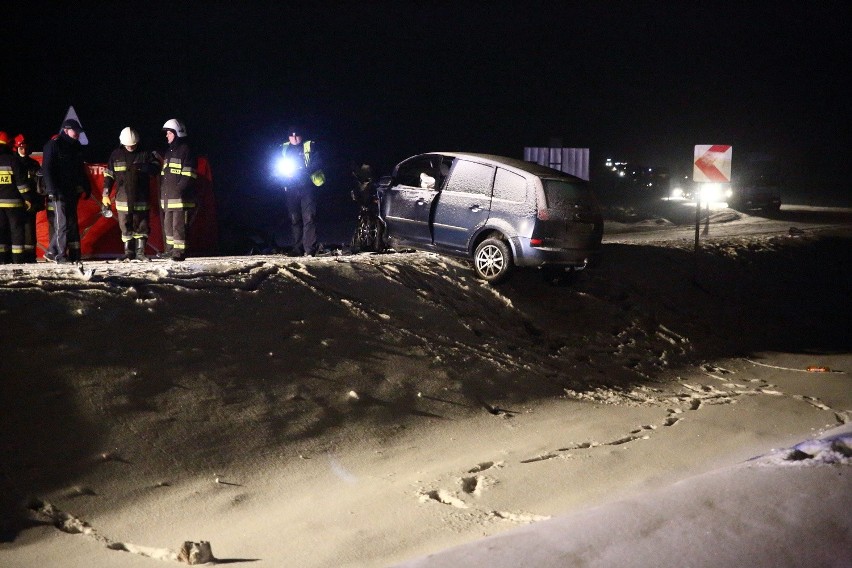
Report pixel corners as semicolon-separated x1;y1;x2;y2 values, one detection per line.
119;127;139;146
162;118;187;138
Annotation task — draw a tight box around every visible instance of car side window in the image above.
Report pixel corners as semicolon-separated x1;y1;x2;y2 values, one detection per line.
396;157;438;188
493;168;527;202
444;160;494;196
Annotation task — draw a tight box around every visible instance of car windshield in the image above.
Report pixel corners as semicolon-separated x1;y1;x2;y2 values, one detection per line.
542;179;592;209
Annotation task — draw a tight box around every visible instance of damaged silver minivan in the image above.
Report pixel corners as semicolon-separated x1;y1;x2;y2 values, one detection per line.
380;152;603;283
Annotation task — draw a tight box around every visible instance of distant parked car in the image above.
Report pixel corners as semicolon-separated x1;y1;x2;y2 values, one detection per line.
379;152;603;283
728;174;781;212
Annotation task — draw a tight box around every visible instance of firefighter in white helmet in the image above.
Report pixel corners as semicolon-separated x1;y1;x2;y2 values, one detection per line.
102;127;161;260
158;119;196;260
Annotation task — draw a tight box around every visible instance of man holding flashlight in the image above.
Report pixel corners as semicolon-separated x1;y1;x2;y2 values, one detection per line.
279;126;324;256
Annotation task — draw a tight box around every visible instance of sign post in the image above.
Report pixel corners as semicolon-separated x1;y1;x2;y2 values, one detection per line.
692;145;732;250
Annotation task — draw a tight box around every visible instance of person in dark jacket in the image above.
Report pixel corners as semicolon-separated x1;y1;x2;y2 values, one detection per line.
42;118;90;263
12;134;42;263
158;119;197;261
0;131;32;264
103;127;160;260
279;126;324;256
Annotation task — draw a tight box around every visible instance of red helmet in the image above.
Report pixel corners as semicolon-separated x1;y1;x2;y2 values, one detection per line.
13;134;26;149
0;132;9;145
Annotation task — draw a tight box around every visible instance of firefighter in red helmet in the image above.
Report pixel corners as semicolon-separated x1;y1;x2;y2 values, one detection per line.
13;134;43;263
0;131;33;264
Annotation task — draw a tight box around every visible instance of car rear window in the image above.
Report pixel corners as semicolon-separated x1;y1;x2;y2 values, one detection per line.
493;168;526;203
542;179;592;209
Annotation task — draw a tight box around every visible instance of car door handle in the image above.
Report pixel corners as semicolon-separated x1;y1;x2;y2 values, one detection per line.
416;198;426;205
469;204;481;212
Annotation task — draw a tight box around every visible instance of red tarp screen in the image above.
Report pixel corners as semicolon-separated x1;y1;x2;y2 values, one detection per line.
32;156;217;259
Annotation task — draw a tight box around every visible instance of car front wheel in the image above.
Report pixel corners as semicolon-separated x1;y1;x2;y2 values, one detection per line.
473;238;512;283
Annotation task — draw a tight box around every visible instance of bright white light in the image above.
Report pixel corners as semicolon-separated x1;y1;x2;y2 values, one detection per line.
691;183;733;210
275;156;297;177
618;171;625;177
699;183;723;202
670;187;684;199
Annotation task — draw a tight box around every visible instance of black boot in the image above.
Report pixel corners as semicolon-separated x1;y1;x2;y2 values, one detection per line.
123;239;136;261
136;238;149;261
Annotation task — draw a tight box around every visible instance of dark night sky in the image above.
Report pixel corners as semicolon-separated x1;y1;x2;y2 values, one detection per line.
6;1;850;214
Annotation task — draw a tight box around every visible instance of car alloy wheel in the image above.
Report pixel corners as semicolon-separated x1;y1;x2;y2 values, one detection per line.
474;237;512;283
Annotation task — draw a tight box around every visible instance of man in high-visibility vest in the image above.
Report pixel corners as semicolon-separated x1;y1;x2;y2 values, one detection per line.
279;126;324;256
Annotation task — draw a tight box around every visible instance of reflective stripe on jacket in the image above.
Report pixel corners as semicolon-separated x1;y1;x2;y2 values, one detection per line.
159;139;197;207
0;147;31;208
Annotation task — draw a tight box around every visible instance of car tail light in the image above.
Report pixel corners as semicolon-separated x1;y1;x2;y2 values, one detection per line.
530;238;543;246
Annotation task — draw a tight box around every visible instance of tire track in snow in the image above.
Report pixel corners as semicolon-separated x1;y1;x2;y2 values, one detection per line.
28;498;181;563
419;359;849;529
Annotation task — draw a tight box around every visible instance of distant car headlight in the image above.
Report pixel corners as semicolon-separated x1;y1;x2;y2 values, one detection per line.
670;187;684;199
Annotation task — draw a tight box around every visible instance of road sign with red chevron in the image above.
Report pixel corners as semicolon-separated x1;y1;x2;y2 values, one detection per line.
693;145;732;182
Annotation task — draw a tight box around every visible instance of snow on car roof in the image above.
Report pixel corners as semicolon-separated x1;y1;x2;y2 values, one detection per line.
419;152;586;181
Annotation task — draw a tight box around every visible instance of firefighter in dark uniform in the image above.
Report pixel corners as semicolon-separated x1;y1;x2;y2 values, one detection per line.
158;119;197;261
102;127;160;260
280;126;324;256
42;118;90;263
12;134;43;263
0;131;33;264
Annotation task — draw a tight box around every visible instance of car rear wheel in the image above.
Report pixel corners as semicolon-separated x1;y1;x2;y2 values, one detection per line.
474;238;512;283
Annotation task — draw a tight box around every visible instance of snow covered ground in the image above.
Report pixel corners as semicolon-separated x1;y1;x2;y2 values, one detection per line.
398;424;852;568
0;214;849;567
